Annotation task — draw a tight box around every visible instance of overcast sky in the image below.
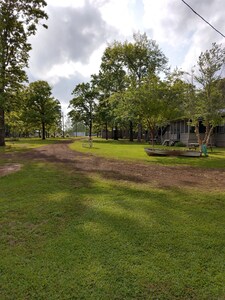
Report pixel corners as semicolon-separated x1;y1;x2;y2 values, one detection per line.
27;0;225;113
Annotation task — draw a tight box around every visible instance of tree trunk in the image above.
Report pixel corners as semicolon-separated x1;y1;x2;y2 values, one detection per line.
0;108;5;146
150;127;155;146
89;119;92;138
194;122;202;151
42;122;46;140
114;125;118;140
129;120;133;142
147;121;155;146
203;123;214;145
105;122;108;140
137;123;142;142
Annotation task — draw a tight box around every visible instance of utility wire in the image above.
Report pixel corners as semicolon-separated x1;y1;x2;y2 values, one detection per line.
181;0;225;38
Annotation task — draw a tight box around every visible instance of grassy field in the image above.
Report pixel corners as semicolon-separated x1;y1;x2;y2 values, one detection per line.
0;138;225;299
0;138;66;153
70;137;225;168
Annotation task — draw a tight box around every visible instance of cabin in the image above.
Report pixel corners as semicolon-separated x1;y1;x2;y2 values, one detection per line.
163;119;225;147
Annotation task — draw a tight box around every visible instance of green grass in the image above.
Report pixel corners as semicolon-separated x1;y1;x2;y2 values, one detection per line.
70;138;225;168
0;138;68;154
0;157;225;299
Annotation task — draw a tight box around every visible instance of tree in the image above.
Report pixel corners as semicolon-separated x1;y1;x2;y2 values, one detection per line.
95;33;168;141
185;43;225;146
69;82;97;138
92;70;127;141
132;75;175;144
122;32;168;141
0;0;48;146
123;32;168;82
94;43;128;140
23;81;61;139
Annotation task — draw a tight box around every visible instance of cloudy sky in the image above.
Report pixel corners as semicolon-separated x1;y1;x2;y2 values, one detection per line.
27;0;225;113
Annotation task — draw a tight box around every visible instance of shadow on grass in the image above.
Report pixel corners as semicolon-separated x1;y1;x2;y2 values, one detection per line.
0;163;224;299
5;137;70;145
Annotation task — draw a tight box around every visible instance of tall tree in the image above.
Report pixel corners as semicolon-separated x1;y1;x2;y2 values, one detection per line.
96;43;128;140
123;32;168;82
23;81;61;139
95;33;168;141
92;70;127;140
186;43;225;146
123;32;168;141
69;82;97;139
0;0;48;146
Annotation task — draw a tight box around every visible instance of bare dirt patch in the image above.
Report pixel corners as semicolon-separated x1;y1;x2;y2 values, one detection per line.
0;163;22;177
1;140;225;190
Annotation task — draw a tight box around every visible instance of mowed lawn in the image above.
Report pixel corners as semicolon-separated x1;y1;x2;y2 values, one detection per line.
70;137;225;168
0;138;225;299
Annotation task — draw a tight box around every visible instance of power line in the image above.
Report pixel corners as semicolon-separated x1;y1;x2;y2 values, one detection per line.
181;0;225;38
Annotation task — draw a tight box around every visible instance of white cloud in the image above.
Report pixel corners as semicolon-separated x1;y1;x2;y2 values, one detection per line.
28;2;116;98
27;0;225;113
143;1;170;42
47;0;85;8
43;43;106;85
99;0;135;36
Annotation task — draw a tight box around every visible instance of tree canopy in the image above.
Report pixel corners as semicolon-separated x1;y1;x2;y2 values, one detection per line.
69;82;97;138
185;43;225;145
0;0;48;145
89;32;169;141
23;80;61;139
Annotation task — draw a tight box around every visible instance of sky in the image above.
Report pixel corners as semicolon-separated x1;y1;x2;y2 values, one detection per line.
27;0;225;114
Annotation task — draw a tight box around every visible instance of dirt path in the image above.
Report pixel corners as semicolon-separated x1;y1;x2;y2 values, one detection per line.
1;140;225;190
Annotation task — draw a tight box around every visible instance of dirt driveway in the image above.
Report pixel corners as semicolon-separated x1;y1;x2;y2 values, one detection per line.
1;140;225;190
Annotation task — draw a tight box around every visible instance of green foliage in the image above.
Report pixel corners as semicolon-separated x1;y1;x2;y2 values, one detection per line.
23;81;62;139
116;74;183;144
100;41;127;92
86;40;225;148
185;43;225;145
94;32;169;140
135;76;170;127
69;81;97;137
92;72;120;134
0;0;48;100
123;32;168;82
0;0;48;146
5;110;25;137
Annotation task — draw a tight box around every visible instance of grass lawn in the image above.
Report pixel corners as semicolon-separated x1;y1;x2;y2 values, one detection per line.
70;138;225;168
0;138;68;154
0;139;225;299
